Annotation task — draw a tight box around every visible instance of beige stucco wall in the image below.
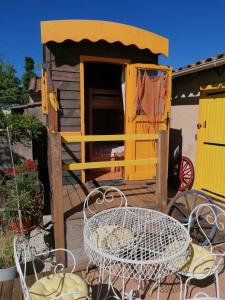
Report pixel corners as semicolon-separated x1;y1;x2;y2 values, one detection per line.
171;105;199;164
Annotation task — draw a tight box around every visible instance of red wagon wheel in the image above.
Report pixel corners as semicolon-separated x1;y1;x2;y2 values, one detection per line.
179;156;194;191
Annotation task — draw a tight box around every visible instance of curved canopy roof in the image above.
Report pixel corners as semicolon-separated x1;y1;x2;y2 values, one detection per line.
41;20;168;57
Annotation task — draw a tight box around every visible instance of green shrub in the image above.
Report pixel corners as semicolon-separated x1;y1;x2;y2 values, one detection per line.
0;112;46;143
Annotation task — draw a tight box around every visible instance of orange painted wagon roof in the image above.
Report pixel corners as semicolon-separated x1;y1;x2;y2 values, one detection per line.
40;20;168;57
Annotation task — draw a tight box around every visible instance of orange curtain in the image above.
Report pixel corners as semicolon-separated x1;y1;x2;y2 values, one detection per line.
135;70;168;122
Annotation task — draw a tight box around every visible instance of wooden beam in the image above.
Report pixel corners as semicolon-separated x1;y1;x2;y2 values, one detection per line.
61;133;158;143
63;157;158;171
49;132;65;264
156;130;169;212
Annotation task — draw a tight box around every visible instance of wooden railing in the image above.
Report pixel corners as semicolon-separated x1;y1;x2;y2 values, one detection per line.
60;131;168;210
61;133;158;171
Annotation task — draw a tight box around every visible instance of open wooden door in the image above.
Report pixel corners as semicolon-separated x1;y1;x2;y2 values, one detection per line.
125;64;171;180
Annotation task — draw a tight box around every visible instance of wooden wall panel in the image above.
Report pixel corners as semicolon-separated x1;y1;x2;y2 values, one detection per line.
61;141;81;183
54;81;80;91
61;109;80;118
59;90;80;99
59;100;80;109
52;71;80;82
60;125;81;132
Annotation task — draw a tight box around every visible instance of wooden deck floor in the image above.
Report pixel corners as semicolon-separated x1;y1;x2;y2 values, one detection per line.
63;180;158;218
2;265;225;300
63;180;160;267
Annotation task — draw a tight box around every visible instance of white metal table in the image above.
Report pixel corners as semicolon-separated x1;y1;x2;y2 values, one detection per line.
84;207;190;299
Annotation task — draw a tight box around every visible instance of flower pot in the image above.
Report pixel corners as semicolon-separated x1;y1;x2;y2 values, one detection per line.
0;265;17;281
11;216;33;233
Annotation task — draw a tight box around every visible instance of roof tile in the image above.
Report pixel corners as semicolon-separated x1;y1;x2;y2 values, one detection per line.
173;52;225;74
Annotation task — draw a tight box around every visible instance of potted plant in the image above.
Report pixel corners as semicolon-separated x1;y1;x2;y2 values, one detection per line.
0;229;17;281
2;160;43;233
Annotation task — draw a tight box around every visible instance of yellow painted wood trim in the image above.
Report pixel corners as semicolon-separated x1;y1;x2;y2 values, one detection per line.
61;133;158;143
41;70;48;114
80;61;85;183
135;63;171;72
80;55;130;65
63;158;158;171
41;20;169;57
124;65;129;179
124;64;133;179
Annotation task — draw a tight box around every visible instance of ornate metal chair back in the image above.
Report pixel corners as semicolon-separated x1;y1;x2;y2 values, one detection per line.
83;186;128;222
187;203;224;252
183;203;225;299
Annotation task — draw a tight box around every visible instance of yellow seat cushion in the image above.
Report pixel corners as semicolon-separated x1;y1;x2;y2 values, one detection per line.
164;242;216;276
29;273;88;300
91;225;134;249
180;243;216;276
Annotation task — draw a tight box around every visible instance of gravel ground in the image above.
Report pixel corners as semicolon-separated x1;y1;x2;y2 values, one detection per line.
28;215;55;272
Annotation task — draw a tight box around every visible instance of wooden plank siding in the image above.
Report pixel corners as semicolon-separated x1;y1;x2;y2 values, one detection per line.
45;40;158;185
45;45;81;184
61;142;82;185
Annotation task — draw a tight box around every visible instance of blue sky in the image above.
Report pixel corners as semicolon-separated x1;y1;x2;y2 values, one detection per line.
1;0;225;78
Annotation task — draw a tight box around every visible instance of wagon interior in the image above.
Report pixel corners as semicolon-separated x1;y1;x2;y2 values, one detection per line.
84;62;125;180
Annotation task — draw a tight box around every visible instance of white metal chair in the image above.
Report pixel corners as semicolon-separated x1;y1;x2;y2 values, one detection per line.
83;186;128;299
83;185;128;222
13;234;90;300
177;203;225;300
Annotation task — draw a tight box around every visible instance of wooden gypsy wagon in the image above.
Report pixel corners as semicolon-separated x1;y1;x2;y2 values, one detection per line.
40;20;172;260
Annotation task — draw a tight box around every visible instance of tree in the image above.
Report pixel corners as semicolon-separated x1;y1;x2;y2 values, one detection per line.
21;57;36;103
22;57;35;90
0;61;21;107
0;57;36;107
